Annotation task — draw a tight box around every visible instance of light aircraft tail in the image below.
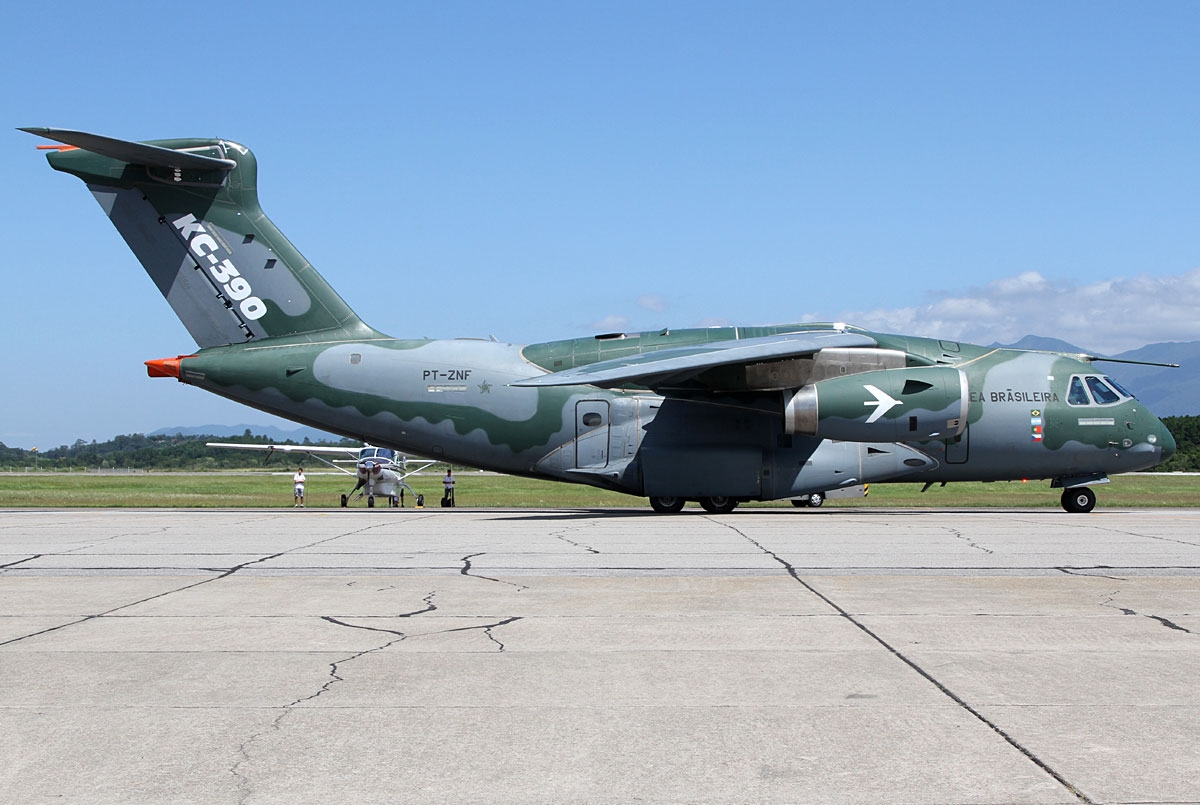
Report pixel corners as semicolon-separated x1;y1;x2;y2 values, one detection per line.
22;127;373;347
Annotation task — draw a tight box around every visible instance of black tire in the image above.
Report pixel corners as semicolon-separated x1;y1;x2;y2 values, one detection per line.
340;494;348;508
390;496;399;508
1061;487;1096;513
791;493;826;508
368;495;375;508
649;496;685;514
699;496;739;514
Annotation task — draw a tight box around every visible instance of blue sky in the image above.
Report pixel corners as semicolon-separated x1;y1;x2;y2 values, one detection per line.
5;1;1200;449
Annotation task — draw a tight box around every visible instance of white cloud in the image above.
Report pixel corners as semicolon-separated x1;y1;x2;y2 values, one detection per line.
587;314;631;333
636;294;667;313
836;268;1200;354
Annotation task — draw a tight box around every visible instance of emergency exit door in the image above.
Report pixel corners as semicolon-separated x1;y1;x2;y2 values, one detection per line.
575;400;610;468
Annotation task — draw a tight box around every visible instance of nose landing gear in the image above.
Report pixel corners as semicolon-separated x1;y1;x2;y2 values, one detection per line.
1061;487;1097;513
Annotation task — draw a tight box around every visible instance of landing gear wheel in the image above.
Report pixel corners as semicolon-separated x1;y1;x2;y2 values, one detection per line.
367;495;375;508
649;496;685;514
340;494;348;508
390;496;399;508
1061;487;1096;513
699;496;739;514
791;492;825;508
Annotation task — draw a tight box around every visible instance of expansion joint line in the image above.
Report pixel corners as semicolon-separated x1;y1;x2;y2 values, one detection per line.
709;517;1095;805
0;519;395;648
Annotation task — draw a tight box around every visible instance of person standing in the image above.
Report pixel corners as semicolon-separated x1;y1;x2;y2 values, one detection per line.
293;466;306;508
442;469;455;507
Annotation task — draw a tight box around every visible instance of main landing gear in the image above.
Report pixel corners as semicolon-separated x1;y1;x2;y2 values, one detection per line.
648;496;740;514
648;496;685;514
341;493;400;508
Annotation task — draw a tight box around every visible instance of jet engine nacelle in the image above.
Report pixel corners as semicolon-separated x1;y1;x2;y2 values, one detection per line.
783;366;969;442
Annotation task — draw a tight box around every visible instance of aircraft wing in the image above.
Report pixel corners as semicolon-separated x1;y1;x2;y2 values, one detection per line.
206;442;361;457
512;330;878;389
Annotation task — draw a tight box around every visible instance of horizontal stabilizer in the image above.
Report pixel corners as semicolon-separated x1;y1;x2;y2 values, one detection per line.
513;330;878;388
24;126;370;347
20;127;236;171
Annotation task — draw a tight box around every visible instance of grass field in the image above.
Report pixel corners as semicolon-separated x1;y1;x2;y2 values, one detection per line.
0;471;1196;509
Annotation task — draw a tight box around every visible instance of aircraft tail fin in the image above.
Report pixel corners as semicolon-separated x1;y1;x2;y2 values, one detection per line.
23;127;374;347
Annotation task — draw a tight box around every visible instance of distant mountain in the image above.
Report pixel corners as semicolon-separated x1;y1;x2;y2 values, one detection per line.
1104;341;1200;417
997;336;1199;417
149;423;347;443
992;335;1088;353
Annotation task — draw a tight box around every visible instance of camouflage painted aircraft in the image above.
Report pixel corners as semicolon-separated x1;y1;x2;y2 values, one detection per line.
24;127;1178;513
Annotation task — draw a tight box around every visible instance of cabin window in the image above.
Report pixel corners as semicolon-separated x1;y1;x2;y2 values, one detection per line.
581;412;603;427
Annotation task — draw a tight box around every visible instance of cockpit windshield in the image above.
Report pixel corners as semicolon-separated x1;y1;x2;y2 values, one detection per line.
1105;376;1137;399
358;447;396;461
1066;374;1132;407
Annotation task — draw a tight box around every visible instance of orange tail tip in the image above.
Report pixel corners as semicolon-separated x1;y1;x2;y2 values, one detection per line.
145;355;195;379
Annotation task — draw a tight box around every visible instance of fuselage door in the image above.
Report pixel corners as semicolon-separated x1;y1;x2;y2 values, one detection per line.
575;400;610;468
945;424;969;464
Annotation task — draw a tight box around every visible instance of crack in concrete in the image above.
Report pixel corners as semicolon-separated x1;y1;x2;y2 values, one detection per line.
1099;591;1194;634
460;552;528;591
709;516;1095;805
0;520;394;648
230;594;520;801
551;525;599;554
1053;519;1200;549
1;527;172;573
1147;614;1192;633
437;615;523;651
0;554;43;569
1057;567;1128;581
231;593;436;802
947;527;994;555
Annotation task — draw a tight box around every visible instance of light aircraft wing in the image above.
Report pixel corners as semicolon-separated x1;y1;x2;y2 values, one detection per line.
206;442;364;475
512;330;878;389
205;442;360;457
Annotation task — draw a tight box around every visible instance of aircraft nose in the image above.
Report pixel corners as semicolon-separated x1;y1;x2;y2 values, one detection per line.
1156;419;1177;463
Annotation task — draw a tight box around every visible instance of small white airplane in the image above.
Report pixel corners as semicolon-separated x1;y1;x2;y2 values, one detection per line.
206;442;436;507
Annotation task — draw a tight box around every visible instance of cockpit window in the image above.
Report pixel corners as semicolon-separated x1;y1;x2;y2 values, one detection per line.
1105;376;1136;399
359;447;396;460
1085;376;1121;405
1067;376;1090;406
1068;374;1128;406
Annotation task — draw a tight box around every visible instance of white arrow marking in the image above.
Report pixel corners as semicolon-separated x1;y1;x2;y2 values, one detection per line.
863;384;903;424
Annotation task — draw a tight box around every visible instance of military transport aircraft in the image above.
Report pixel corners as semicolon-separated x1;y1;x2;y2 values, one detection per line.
205;442;434;507
23;127;1178;513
